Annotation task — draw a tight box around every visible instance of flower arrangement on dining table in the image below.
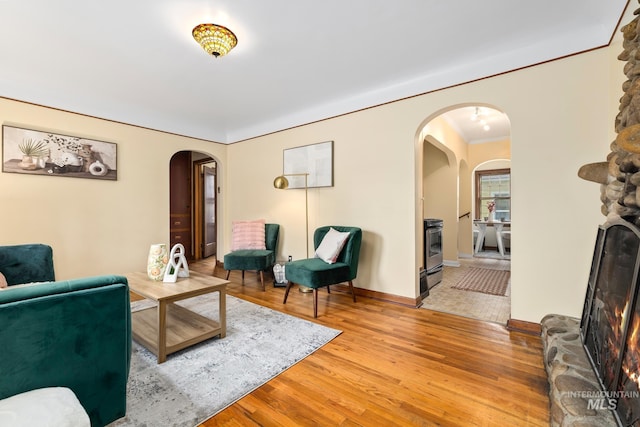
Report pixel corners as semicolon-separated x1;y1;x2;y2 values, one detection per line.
486;200;496;213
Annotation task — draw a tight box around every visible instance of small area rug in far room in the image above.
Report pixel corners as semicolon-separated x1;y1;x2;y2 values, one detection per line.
109;294;341;427
452;267;510;296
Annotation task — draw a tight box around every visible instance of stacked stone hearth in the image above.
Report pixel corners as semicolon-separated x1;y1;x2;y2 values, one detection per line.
540;3;640;426
580;2;640;226
541;315;617;426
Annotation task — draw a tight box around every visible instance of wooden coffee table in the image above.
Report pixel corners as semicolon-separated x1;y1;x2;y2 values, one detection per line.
126;270;228;363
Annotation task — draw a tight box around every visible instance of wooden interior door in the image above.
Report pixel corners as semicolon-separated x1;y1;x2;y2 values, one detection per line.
169;151;193;259
193;157;217;260
202;164;217;257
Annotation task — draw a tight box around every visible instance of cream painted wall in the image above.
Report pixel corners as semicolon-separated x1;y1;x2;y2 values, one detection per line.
0;98;227;280
469;139;511;170
226;107;417;297
421;115;470;263
458;159;472;256
423;141;457;262
0;36;621;322
228;47;614;322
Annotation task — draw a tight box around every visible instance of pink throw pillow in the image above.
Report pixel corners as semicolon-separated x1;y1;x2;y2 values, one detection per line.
231;219;267;251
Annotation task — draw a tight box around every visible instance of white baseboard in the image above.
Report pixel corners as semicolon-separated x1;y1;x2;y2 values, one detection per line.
444;259;460;267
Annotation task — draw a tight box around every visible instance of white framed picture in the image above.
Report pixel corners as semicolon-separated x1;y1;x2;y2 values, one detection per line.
283;141;333;188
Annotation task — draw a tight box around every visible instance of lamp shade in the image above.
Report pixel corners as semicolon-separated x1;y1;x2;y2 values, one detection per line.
192;23;237;57
273;176;289;189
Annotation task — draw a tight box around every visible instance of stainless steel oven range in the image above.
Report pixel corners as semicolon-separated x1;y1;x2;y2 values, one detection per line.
421;218;443;298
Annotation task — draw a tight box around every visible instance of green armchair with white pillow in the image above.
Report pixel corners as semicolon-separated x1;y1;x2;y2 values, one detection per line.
283;226;362;317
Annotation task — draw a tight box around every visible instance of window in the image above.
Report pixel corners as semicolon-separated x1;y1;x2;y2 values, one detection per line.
476;168;511;221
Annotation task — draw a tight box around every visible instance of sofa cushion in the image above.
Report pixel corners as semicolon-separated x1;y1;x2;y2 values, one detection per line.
0;244;55;285
0;281;46;291
0;387;90;427
285;258;351;288
224;249;275;271
231;219;266;250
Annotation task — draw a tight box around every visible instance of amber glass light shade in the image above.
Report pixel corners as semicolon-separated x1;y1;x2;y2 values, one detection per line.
192;23;237;58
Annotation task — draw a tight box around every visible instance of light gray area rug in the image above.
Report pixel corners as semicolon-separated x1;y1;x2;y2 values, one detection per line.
109;294;341;427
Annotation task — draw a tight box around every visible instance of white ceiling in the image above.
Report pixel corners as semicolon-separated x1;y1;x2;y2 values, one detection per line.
0;1;629;144
440;107;512;144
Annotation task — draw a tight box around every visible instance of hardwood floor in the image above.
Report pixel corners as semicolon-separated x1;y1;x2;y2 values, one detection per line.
182;258;550;426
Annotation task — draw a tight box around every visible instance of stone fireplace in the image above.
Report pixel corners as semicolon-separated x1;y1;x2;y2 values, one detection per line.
541;2;640;426
581;220;640;425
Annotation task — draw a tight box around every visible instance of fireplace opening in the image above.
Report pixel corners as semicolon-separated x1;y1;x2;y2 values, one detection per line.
581;220;640;426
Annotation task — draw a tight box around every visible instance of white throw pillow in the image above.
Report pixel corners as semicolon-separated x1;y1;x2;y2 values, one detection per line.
315;228;350;264
0;387;90;427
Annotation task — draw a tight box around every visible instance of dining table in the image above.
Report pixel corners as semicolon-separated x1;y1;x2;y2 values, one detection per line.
474;219;511;256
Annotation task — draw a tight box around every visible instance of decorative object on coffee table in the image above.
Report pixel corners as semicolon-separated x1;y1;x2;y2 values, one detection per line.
163;243;189;283
147;243;168;281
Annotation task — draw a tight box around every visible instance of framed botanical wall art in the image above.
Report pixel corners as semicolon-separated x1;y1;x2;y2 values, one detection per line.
283;140;333;188
2;125;117;180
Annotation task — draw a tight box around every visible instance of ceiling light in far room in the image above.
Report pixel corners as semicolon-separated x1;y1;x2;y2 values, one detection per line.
192;23;237;58
470;106;482;121
471;107;491;131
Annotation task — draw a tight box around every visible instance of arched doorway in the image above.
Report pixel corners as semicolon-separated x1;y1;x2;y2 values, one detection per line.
418;103;512;324
169;150;219;261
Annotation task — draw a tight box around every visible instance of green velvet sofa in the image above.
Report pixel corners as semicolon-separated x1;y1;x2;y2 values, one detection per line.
0;244;131;427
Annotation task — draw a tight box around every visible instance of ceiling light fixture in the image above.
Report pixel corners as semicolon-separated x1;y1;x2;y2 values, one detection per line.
192;23;237;58
471;107;480;121
471;107;491;131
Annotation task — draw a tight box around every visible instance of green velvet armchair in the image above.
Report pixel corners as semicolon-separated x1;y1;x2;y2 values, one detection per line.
0;244;131;427
224;223;280;291
283;226;362;317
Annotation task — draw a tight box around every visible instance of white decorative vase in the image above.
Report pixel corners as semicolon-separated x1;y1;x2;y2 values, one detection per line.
488;211;495;222
147;243;168;281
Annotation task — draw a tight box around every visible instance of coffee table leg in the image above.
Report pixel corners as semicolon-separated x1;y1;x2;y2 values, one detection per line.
219;289;226;338
157;301;167;363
